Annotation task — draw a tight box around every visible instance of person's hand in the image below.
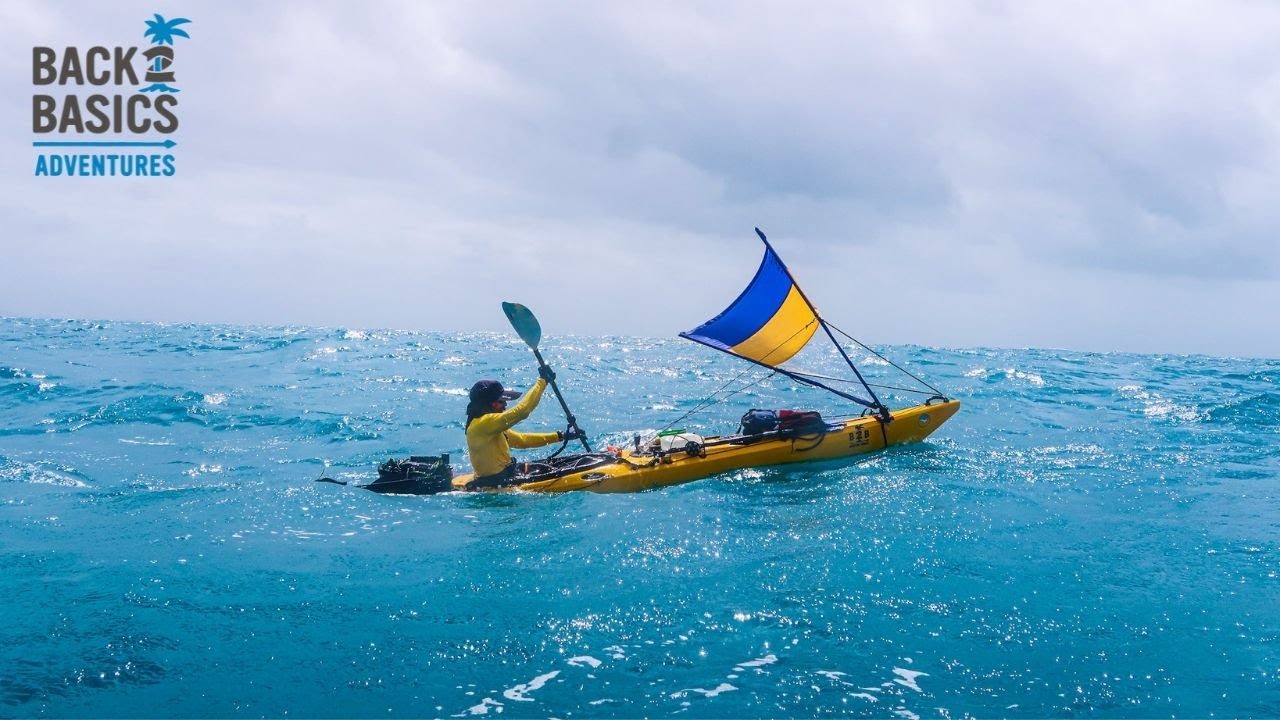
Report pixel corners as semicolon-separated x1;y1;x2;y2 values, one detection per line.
539;366;556;382
561;428;586;442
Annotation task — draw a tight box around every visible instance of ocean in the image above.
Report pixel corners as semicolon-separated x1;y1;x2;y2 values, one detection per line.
2;317;1278;718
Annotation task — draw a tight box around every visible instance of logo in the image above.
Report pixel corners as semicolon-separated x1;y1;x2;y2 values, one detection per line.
848;426;871;448
32;13;191;178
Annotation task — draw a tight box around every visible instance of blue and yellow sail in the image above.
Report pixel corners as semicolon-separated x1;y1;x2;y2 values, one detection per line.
680;228;948;417
680;236;820;367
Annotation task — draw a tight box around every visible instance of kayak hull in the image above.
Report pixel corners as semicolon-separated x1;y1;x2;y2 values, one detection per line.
451;399;960;494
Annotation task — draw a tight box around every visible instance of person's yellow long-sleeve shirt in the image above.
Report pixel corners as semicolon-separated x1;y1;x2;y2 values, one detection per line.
465;377;561;477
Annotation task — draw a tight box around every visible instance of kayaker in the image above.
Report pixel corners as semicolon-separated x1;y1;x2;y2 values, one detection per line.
464;367;585;489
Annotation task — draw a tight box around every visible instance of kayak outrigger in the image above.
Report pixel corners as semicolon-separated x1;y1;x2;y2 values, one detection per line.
322;228;959;495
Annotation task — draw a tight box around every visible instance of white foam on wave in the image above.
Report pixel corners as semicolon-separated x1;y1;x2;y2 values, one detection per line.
1033;443;1108;470
1143;400;1202;421
892;667;928;692
1004;368;1045;386
734;653;777;671
670;683;737;699
603;645;626;660
119;437;173;446
1037;443;1105;455
417;386;468;396
184;463;223;477
850;692;879;702
19;469;88;487
1118;384;1202;421
502;670;559;701
456;697;502;716
203;392;227;405
567;656;601;669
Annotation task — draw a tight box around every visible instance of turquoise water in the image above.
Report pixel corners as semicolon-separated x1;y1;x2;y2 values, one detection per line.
2;317;1278;718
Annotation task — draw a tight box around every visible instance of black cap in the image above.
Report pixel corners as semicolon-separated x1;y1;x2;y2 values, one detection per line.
469;379;520;404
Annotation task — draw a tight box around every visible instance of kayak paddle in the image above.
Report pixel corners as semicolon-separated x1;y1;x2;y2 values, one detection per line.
502;301;591;452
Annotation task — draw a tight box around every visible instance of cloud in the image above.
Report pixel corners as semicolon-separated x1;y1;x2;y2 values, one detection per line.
2;0;1278;356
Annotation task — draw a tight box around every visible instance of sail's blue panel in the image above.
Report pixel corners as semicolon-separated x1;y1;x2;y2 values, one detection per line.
681;247;818;366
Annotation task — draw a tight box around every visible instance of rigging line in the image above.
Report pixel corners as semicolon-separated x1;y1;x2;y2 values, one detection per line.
786;370;938;395
754;229;885;411
650;365;776;440
684;333;877;408
820;413;878;423
654;316;820;440
820;319;887;415
825;320;945;397
866;383;936;395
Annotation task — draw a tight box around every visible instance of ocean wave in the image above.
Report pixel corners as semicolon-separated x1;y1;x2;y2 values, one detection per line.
1206;392;1280;427
964;366;1047;387
0;379;43;401
4;316;1280;718
0;634;169;706
1116;384;1204;423
51;391;215;432
2;366;30;379
0;457;90;487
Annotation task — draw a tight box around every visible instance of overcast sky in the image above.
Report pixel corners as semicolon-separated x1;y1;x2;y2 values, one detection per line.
2;1;1278;358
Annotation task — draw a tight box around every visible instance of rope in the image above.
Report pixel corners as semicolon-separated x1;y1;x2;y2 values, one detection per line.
650;317;822;441
649;367;776;441
788;372;938;396
825;321;945;397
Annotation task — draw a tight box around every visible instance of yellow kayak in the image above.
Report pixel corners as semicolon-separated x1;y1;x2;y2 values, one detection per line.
328;228;961;497
451;399;959;494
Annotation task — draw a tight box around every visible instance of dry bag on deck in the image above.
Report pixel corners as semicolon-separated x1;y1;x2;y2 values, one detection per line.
778;410;826;434
739;409;779;435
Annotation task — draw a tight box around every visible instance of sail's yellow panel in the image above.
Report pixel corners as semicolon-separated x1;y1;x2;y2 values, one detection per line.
680;244;820;367
729;285;818;365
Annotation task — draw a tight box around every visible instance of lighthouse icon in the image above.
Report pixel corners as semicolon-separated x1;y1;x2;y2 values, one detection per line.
139;14;190;93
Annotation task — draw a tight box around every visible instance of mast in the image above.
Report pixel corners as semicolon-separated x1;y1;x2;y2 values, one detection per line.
751;228;888;417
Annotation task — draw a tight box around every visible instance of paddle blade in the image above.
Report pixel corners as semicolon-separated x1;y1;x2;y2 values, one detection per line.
502;301;541;349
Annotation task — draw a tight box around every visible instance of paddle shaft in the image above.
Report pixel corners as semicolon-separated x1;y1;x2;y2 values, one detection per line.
531;347;591;452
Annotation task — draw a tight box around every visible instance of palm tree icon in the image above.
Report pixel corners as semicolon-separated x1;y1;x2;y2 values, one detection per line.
144;14;191;47
140;14;191;93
